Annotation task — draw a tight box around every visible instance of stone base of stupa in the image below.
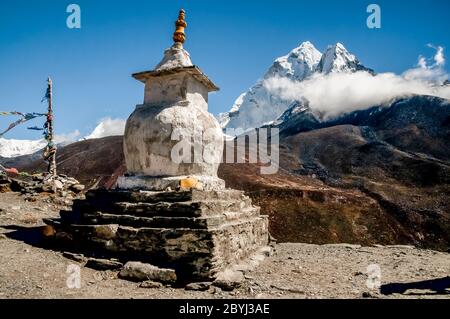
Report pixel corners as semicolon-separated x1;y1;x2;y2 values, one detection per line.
117;175;226;192
44;188;269;281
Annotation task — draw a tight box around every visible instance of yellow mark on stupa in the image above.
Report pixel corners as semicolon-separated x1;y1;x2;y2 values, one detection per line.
173;9;187;45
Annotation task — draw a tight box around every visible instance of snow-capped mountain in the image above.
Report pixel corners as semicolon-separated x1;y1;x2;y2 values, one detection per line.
264;41;322;81
0;138;46;158
0;118;126;159
269;98;321;134
219;41;373;131
316;43;374;74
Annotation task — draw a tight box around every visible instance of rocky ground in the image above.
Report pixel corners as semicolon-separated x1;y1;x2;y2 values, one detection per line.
0;192;449;299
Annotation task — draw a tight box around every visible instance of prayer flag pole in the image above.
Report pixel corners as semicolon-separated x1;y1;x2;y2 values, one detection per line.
45;77;57;177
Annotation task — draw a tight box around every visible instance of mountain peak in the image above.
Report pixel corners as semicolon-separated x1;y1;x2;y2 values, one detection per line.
317;42;373;75
293;41;319;53
334;42;346;50
265;41;322;81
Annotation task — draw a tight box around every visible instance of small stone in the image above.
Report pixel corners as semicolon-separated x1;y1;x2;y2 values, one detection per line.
260;246;272;257
213;270;244;291
70;184;85;193
119;262;177;284
32;174;44;181
53;180;64;190
139;280;163;289
41;183;53;193
185;282;212;291
208;286;221;294
0;234;7;240
85;258;123;271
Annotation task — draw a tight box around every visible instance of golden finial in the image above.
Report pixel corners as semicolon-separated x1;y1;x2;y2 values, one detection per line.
173;9;187;45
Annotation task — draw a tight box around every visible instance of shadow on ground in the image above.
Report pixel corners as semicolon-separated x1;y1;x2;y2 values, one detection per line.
2;225;46;247
381;277;450;296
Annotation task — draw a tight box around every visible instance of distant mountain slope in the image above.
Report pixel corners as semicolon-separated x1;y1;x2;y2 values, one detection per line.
274;95;450;162
2;136;126;189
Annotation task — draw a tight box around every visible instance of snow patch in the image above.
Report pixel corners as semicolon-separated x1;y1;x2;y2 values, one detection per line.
0;138;46;158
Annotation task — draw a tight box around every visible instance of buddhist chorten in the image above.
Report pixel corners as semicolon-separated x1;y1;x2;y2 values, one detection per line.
45;10;269;283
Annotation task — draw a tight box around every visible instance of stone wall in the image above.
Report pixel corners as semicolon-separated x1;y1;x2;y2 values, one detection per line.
45;189;269;281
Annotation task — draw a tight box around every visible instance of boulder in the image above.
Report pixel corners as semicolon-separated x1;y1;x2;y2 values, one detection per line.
119;261;177;283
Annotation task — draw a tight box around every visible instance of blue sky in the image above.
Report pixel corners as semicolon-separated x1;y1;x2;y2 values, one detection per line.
0;0;449;139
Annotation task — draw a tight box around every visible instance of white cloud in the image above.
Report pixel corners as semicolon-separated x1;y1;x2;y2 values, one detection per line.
54;130;81;144
428;44;445;66
403;45;447;84
264;46;450;120
85;117;126;140
417;56;427;68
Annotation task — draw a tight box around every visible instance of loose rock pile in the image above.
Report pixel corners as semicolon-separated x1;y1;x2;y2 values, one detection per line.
0;173;11;193
0;172;85;201
60;250;270;291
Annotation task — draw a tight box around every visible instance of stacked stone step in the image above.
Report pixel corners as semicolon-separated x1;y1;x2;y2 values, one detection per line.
44;189;269;281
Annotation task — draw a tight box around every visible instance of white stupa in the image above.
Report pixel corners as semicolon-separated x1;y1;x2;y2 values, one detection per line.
118;9;225;191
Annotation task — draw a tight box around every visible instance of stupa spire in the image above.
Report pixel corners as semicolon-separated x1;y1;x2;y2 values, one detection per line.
173;9;187;45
